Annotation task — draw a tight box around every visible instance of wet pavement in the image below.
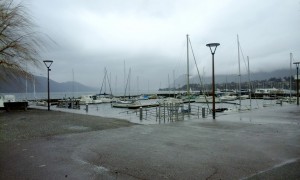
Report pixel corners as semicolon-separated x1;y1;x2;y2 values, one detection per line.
1;105;300;179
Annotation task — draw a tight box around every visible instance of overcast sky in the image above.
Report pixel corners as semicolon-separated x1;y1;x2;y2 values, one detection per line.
26;0;300;92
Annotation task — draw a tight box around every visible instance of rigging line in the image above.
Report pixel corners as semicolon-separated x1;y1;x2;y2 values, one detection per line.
124;68;131;97
99;68;106;94
239;41;249;76
105;68;113;95
238;40;260;109
174;42;188;81
188;37;211;111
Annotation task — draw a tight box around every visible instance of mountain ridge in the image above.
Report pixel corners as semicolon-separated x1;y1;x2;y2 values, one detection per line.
173;68;295;88
0;75;97;93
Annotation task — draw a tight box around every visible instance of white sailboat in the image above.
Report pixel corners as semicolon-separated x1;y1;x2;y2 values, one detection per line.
112;68;140;108
94;68;113;103
236;35;253;109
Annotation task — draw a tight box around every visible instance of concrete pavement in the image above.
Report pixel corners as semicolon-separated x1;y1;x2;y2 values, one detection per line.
1;105;299;179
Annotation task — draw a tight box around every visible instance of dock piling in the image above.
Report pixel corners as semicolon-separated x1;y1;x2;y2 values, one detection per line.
202;107;206;118
85;104;88;113
139;107;143;120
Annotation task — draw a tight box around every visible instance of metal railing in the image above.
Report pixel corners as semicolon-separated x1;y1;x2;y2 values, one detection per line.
137;102;211;122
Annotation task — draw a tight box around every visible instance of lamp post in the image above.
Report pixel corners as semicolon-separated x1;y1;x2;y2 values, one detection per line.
293;62;300;106
206;43;220;119
43;60;53;111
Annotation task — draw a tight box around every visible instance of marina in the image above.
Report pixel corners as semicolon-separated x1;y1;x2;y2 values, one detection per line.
29;97;290;125
1;1;300;179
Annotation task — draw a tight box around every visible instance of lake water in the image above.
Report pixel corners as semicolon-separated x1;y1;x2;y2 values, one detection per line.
30;98;286;125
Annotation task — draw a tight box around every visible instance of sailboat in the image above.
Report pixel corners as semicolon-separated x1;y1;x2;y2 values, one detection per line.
94;68;113;103
160;35;198;106
112;68;141;108
236;35;252;109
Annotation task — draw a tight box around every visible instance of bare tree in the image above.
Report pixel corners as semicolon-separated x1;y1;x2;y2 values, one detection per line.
0;0;48;81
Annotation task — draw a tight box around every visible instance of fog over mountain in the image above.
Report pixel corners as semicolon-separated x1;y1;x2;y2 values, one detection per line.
0;76;97;93
171;68;295;89
1;68;295;93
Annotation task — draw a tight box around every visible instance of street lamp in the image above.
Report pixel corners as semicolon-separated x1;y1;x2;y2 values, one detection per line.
293;62;300;105
43;60;53;111
206;43;220;119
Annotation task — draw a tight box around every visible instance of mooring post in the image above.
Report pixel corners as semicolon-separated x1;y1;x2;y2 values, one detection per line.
176;103;179;121
159;104;161;121
181;103;184;119
167;103;170;121
71;99;73;109
163;103;166;121
86;104;88;113
202;106;206;118
171;103;174;121
139;107;143;120
155;106;157;117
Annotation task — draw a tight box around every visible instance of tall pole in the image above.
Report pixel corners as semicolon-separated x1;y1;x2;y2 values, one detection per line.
290;53;293;102
43;60;53;111
247;56;251;110
237;35;241;110
212;52;215;119
293;62;300;105
47;67;50;110
296;65;299;106
206;43;220;119
187;34;190;111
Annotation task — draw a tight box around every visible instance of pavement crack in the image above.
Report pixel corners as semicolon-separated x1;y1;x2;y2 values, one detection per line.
206;166;218;180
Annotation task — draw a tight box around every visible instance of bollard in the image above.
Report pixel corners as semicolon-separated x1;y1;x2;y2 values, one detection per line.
163;103;166;122
202;107;206;118
176;103;179;121
86;104;88;113
159;105;161;121
139;107;143;120
71;99;74;109
156;107;158;121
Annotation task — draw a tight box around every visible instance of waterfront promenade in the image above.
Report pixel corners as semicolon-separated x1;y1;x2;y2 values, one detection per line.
0;105;299;179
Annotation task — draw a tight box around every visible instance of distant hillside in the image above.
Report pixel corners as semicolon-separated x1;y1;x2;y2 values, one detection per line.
173;68;296;88
0;75;97;93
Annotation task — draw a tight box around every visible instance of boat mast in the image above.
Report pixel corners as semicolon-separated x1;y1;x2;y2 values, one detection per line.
148;80;149;94
128;68;131;98
237;34;242;110
124;60;127;99
123;60;126;98
247;56;251;110
25;63;28;100
173;69;175;97
33;75;36;100
290;53;293;101
137;76;139;95
72;69;74;99
187;34;190;111
168;74;170;97
115;75;117;96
